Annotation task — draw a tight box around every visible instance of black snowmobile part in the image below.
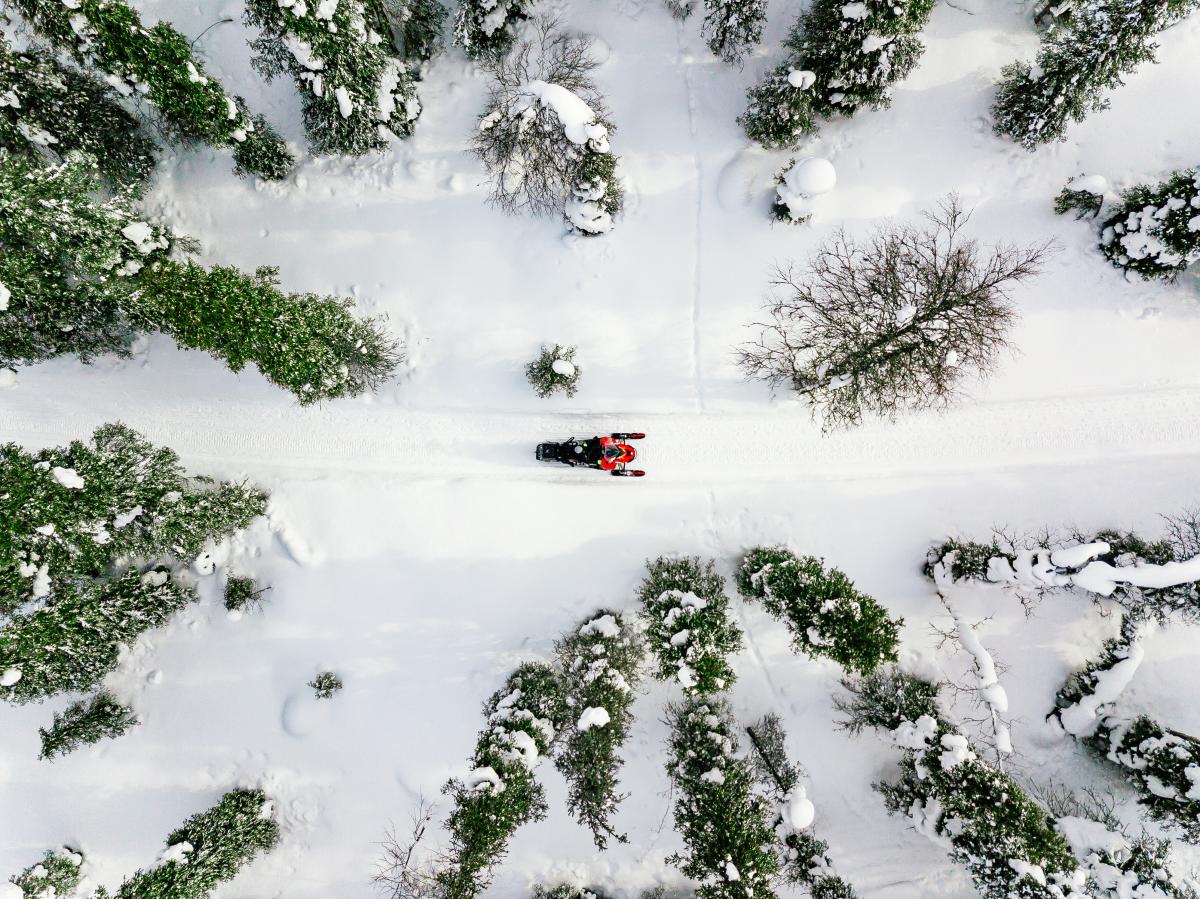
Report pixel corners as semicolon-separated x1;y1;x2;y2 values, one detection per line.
609;432;645;440
610;469;646;477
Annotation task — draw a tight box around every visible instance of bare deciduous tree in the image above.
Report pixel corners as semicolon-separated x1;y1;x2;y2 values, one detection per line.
473;19;612;217
737;196;1054;430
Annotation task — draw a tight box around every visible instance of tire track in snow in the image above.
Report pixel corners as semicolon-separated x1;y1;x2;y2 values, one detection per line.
678;19;706;413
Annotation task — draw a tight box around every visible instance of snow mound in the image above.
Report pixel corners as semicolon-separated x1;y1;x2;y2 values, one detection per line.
51;466;85;490
577;706;611;730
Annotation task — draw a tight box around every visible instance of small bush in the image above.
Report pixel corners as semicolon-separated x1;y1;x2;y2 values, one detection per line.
1097;168;1200;281
309;671;344;699
637;556;743;695
737;547;901;674
224;575;269;612
39;691;138;759
10;848;83;898
525;345;581;398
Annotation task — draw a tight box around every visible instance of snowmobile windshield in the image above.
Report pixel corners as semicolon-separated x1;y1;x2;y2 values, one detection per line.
603;445;622;460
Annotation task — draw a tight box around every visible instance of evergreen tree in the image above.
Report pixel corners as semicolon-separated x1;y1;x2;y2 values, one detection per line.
0;151;169;369
0;152;402;401
992;0;1200;150
475;24;622;235
1051;614;1144;736
245;0;422;157
453;0;531;59
129;261;402;404
665;697;781;899
1088;715;1200;843
0;567;194;703
702;0;766;66
9;848;84;899
837;668;1085;899
637;556;743;696
737;547;900;674
739;0;936;149
377;0;449;66
1;423;267;616
737;197;1051;430
745;715;857;899
0;38;156;190
1072;833;1197;899
531;886;613;899
9;0;293;180
110;788;280;898
436;663;567;899
1096;168;1200;280
38;690;138;759
224;575;269;612
554;610;645;849
526;344;581;398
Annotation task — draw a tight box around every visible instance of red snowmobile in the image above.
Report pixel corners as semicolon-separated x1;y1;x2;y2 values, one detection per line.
536;433;646;477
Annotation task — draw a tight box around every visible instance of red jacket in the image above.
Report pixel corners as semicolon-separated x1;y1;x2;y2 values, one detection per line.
597;436;636;470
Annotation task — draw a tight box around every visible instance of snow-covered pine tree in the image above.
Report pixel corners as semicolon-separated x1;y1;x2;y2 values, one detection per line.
531;886;614;899
1096;168;1200;280
0;152;402;400
377;0;449;66
9;0;293;180
38;690;138;759
453;0;530;59
9;848;84;898
666;697;780;899
554;609;645;849
702;0;766;66
737;547;901;674
637;556;743;696
737;197;1050;430
108;788;280;898
526;344;581;398
739;0;936;149
245;0;422;156
1059;824;1197;899
744;714;857;899
1;423;268;616
1089;715;1200;843
926;523;1200;621
225;575;270;612
436;663;567;899
992;0;1200;150
475;23;622;235
837;667;1085;899
0;151;169;369
0;38;157;190
0;567;193;703
1051;614;1145;736
129;261;402;404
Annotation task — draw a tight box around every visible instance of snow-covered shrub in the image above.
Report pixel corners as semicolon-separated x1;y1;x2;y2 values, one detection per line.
378;0;449;66
771;157;836;225
224;576;269;612
0;567;193;704
837;668;1085;899
1051;615;1144;736
526;345;581;398
9;848;83;898
737;197;1051;430
664;0;699;18
109;788;279;898
992;0;1198;150
737;547;901;674
554;609;645;848
245;0;422;156
0;423;267;616
38;690;138;759
436;663;567;899
1088;714;1200;843
1095;169;1200;281
129;261;402;404
0;152;170;369
474;23;622;235
702;0;766;66
1053;176;1108;220
666;698;780;899
309;671;344;698
745;714;857;899
1058;820;1195;899
453;0;530;59
926;524;1200;621
9;0;293;180
739;0;936;149
531;883;614;899
0;39;156;190
637;556;743;696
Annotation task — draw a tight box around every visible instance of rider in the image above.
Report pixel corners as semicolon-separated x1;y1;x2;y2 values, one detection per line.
595;435;636;471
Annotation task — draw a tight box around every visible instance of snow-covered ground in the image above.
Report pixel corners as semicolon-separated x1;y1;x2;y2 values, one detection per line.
3;0;1200;895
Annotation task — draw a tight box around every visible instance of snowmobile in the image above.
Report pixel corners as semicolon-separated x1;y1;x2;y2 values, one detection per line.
536;433;646;477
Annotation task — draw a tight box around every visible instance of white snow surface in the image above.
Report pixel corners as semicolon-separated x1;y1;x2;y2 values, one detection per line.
577;706;611;730
3;0;1200;896
51;466;86;490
